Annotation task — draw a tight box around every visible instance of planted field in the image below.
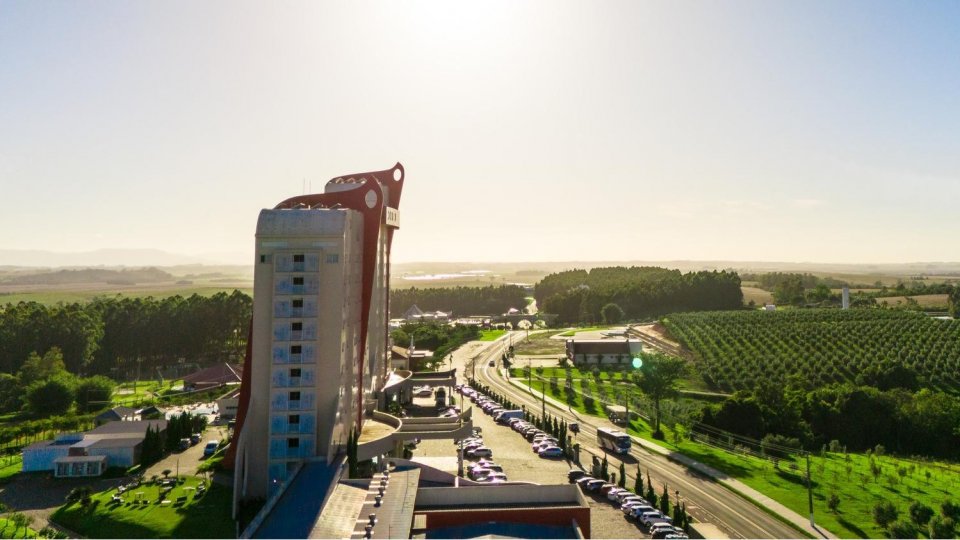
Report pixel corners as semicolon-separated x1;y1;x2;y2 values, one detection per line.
662;309;960;393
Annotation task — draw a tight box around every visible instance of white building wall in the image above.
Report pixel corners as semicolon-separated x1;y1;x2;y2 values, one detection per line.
22;446;69;472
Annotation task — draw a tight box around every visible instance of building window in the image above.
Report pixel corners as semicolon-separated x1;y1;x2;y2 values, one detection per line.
289;414;300;424
290;368;301;377
326;253;339;263
292;322;302;331
293;254;304;263
287;437;300;448
260;255;266;263
289;391;300;401
291;345;302;354
293;277;304;285
293;299;303;308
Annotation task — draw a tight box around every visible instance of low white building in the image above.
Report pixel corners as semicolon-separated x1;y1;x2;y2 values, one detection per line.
22;420;167;475
565;339;643;366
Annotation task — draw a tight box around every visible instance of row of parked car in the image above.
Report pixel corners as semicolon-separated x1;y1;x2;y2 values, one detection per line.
457;383;564;459
568;470;690;539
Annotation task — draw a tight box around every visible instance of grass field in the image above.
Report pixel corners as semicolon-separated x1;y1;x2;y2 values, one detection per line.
875;294;950;309
479;330;507;341
51;477;233;539
0;519;39;539
740;286;774;305
513;372;960;538
514;331;567;355
0;456;23;484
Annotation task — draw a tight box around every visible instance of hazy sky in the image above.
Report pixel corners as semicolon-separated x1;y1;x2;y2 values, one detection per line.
1;1;958;265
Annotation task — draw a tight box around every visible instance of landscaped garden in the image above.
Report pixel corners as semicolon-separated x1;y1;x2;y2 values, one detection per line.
51;476;233;539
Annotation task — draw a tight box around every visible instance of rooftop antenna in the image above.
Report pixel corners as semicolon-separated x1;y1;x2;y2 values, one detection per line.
302;178;306;194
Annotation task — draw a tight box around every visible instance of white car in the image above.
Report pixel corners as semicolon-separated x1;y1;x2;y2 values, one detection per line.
474;471;508;483
639;511;671;527
606;488;628;501
538;446;564;458
466;446;493;458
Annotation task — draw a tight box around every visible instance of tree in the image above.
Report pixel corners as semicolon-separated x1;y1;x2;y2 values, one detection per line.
646;474;658;508
9;512;30;538
909;501;934;527
635;353;686;437
659;483;670;515
634;466;642;494
24;374;75;416
929;516;955;539
601;303;624;325
874;500;899;529
827;493;840;513
75;375;115;412
18;348;68;386
618;462;626;488
887;520;917;539
600;454;609;481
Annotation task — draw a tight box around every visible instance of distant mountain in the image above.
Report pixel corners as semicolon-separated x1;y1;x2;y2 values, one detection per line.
0;248;247;268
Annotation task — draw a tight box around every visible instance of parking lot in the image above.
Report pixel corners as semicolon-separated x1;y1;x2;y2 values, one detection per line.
408;388;657;539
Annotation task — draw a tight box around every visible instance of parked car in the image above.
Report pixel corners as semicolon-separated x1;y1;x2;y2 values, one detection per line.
622;502;649;515
598;483;618;495
203;440;219;456
190;433;202;445
568;469;587;483
585;479;606;492
606;487;627;501
178;438;191;451
538;446;564;458
639;511;671;527
575;476;596;489
475;471;508;483
651;525;683;538
466;447;493;458
629;505;656;518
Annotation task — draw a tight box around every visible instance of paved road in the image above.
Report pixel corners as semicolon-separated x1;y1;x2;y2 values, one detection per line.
463;331;802;540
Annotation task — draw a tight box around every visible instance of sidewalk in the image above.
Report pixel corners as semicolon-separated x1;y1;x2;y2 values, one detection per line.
503;373;838;539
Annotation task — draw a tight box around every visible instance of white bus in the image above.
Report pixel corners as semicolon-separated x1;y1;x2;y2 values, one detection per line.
596;427;631;454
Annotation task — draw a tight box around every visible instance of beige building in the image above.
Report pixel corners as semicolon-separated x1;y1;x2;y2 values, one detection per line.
231;164;405;502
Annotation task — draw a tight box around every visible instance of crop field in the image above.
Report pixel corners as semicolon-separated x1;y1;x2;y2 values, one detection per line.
661;309;960;393
512;371;960;538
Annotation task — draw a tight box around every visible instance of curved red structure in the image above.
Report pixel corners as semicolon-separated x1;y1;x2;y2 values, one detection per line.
225;163;404;470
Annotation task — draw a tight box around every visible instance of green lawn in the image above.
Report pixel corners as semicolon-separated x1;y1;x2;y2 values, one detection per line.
0;455;23;484
513;374;960;538
0;519;39;539
479;330;507;341
51;477;234;539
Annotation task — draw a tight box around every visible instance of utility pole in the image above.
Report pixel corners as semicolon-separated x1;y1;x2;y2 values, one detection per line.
806;452;814;527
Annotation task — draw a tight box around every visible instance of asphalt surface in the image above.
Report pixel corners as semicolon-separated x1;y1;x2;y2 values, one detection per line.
465;332;802;540
410;396;651;540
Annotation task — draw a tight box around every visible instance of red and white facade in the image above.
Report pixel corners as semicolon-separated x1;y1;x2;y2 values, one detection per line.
229;163;404;502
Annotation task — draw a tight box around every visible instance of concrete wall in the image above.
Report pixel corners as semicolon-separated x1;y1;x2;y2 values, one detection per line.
416;484;585;507
419;508;591;539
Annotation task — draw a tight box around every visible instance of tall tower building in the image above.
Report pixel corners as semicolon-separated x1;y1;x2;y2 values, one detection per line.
229;163;404;502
